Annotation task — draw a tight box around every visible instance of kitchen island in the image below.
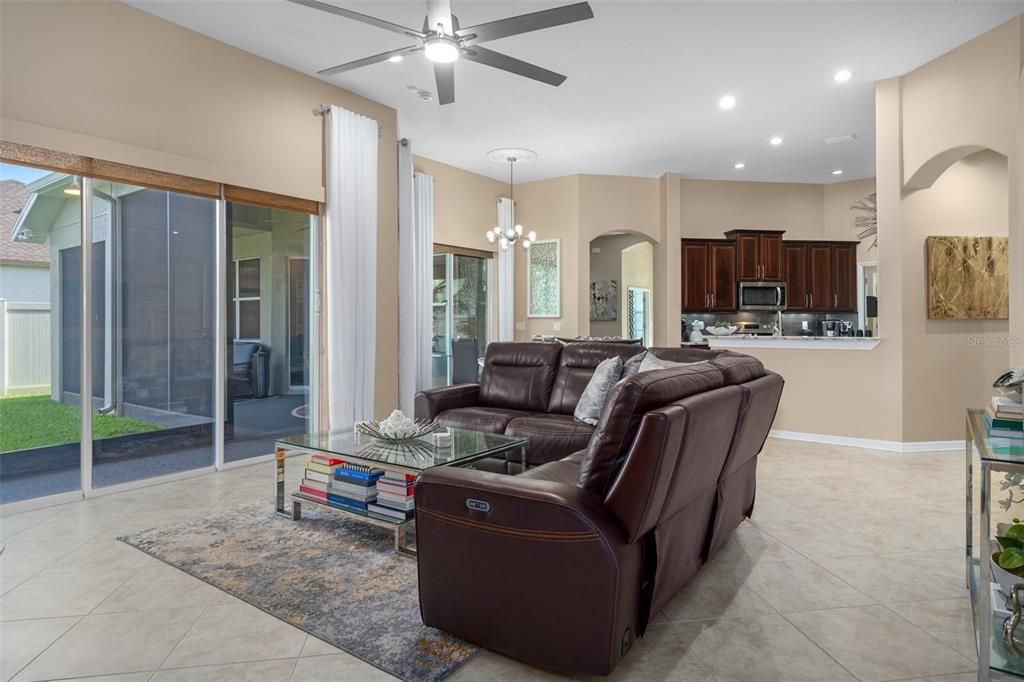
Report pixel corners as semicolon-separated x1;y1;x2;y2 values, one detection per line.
702;335;881;350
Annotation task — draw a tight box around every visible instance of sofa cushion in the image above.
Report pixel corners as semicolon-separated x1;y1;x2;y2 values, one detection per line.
548;342;643;414
478;342;563;412
577;363;726;497
436;407;533;434
710;351;766;385
505;414;595;466
518;453;584;485
574;356;623;425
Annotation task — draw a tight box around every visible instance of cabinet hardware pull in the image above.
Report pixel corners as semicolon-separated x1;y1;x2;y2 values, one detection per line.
834;294;838;307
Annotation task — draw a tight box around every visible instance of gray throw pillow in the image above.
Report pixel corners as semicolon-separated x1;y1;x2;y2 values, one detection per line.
574;356;623;426
621;351;647;379
638;353;698;373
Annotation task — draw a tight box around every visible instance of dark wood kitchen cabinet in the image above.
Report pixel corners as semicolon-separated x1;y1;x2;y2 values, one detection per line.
831;243;857;312
783;240;859;312
725;229;785;280
783;242;808;310
681;239;736;312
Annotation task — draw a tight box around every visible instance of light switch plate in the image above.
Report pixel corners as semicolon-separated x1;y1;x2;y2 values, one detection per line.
515;321;526;331
552;322;561;331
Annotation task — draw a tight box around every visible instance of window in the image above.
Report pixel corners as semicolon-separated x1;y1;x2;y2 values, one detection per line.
233;258;261;340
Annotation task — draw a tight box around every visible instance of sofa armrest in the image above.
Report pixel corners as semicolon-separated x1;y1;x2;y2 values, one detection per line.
414;467;641;676
413;384;479;420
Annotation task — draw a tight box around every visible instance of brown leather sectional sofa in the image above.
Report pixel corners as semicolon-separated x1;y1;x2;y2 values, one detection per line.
413;342;784;675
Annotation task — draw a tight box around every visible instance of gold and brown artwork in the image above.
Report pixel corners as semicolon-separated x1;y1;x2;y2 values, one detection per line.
926;236;1008;319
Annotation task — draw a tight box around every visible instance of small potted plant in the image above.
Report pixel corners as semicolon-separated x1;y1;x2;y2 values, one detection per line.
994;518;1024;595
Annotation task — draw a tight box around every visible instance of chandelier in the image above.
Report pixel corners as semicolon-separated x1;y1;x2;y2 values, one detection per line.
485;149;537;250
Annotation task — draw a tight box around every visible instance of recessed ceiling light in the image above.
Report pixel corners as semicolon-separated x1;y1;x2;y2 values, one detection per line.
718;95;736;110
833;69;853;83
388;55;404;63
831;169;844;175
769;136;784;146
734;162;746;170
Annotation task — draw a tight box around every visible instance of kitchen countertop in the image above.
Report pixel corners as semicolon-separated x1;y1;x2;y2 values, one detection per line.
699;334;882;350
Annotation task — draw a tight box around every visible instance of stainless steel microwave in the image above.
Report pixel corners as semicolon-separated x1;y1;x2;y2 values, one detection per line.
738;281;787;311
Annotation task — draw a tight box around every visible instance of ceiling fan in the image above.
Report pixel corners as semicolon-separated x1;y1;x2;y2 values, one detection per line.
286;0;594;104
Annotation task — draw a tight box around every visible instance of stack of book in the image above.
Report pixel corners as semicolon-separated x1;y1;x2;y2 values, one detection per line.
298;454;343;501
327;462;384;513
368;472;416;522
987;394;1024;455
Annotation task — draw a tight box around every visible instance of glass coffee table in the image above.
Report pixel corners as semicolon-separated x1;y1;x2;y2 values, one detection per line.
275;428;528;557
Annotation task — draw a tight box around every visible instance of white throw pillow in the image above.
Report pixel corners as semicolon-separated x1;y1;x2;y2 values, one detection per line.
620;351;646;379
638;353;698;373
574;356;624;426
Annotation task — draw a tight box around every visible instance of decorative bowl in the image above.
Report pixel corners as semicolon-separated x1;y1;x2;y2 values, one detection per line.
706;326;738;336
356;410;439;442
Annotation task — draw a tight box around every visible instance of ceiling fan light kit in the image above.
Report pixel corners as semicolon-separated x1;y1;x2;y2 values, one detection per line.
287;0;595;104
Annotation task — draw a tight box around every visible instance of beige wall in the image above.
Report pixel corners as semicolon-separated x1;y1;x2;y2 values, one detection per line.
679;179;826;241
824;178;878;262
901;150;1010;440
1;0;401;416
413;155;504;253
621;241;654;342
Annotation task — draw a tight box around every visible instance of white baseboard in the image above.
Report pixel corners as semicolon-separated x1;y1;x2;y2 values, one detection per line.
769;429;962;453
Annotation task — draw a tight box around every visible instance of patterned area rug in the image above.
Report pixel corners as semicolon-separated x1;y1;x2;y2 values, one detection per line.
119;503;477;681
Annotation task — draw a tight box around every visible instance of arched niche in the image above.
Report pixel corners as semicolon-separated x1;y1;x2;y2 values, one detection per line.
586;230;657;342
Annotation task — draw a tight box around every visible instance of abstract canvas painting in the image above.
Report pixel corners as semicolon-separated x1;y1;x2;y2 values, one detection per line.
590;280;618;321
926;236;1008;319
528;239;561;317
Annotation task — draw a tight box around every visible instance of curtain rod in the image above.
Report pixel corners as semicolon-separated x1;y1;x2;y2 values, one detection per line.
313;105;330;116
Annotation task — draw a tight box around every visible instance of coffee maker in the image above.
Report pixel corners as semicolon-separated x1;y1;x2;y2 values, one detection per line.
821;319;842;337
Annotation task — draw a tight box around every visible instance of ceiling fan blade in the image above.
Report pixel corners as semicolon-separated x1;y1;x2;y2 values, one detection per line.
425;0;453;35
317;45;421;77
286;0;425;39
456;2;593;45
462;46;566;87
434;62;455;105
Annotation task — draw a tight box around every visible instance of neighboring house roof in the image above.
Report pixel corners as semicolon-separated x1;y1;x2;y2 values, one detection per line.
0;179;49;266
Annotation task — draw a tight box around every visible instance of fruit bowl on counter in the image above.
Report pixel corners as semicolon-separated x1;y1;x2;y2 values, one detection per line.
705;324;738;336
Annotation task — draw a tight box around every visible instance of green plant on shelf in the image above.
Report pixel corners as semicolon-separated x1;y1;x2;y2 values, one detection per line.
1000;473;1024;511
996;518;1024;574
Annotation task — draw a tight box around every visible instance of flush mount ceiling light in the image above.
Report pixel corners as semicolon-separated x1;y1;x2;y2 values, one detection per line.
63;179;81;196
769;136;784;146
287;0;594;105
832;169;844;175
734;162;746;170
833;69;853;82
485;148;538;250
718;94;737;110
387;55;404;63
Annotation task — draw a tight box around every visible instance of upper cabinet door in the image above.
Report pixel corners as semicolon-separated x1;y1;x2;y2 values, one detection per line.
735;233;759;279
759;233;784;280
807;243;833;311
832;243;857;311
681;241;710;312
783;242;808;310
708;241;737;311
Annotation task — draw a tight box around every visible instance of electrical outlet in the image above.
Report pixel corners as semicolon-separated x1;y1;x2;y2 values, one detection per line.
552;322;561;331
515;321;526;331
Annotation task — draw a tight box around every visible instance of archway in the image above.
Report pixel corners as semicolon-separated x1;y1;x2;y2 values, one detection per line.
586;230;656;344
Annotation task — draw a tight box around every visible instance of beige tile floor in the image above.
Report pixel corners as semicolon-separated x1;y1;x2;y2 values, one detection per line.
0;438;994;681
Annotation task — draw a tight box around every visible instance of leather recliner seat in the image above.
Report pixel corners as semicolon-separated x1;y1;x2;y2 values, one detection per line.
414;343;784;676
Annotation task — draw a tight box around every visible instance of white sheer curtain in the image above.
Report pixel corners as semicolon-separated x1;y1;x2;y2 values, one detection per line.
324;105;378;429
397;137;433;415
496;197;515;341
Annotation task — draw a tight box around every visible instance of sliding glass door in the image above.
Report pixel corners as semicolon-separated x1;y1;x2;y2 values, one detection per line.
224;202;313;463
90;181;217;488
0;163;82;504
431;251;490;387
0;159;319;508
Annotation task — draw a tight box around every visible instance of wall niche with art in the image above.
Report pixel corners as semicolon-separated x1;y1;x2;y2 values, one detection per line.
588;232;654;344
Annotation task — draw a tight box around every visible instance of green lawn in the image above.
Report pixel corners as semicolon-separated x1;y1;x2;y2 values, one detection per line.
0;394;164;452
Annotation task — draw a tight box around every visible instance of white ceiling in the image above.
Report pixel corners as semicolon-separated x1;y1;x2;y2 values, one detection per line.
124;0;1024;184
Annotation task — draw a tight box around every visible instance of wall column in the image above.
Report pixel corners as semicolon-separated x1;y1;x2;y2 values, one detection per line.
654;172;681;346
1010;60;1024;366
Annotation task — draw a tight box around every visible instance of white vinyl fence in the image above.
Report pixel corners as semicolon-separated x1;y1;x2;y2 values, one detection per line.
0;300;51;397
